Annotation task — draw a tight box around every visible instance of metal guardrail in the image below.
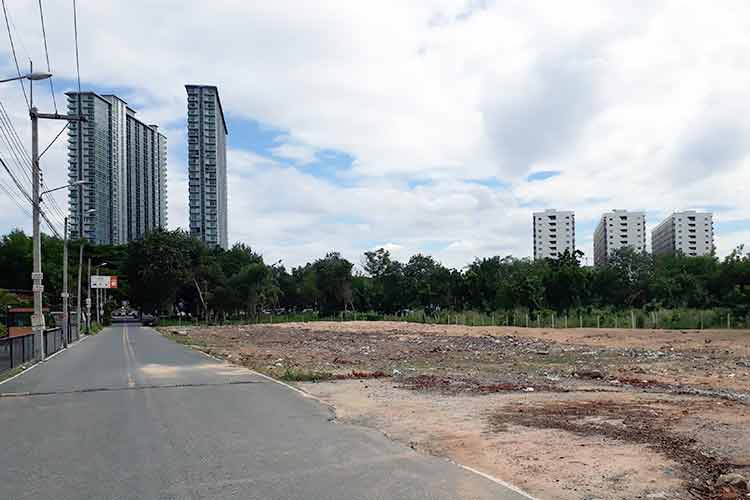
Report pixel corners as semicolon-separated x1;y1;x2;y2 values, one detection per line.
0;333;36;372
0;327;73;373
43;328;64;359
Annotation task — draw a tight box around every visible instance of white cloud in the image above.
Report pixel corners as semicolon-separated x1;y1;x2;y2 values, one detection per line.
270;136;318;165
0;0;748;267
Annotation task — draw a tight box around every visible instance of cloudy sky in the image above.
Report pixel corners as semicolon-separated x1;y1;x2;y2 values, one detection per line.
0;0;748;268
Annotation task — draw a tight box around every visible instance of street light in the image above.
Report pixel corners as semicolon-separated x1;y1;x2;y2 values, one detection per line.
40;179;89;200
1;65;85;361
54;185;90;349
80;209;95;335
0;72;52;84
94;262;108;325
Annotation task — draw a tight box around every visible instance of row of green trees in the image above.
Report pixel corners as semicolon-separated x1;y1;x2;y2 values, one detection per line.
0;228;748;319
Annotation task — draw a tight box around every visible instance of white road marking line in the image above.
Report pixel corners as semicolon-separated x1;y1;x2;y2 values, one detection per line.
165;330;538;499
122;325;137;388
0;334;90;386
452;463;538;499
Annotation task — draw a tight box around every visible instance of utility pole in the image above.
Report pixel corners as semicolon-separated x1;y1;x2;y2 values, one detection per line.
96;284;100;325
77;241;83;338
62;217;69;348
86;257;91;333
30;106;44;360
27;61;86;360
28;60;45;361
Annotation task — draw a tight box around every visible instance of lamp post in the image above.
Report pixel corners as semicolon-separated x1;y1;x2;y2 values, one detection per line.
41;181;89;348
94;262;108;325
77;208;95;337
1;67;85;361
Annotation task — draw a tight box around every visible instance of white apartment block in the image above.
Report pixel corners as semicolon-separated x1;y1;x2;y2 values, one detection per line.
533;210;575;260
593;210;646;266
652;211;714;257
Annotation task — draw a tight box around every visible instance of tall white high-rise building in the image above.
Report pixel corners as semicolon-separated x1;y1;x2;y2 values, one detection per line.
533;209;575;260
593;209;646;266
186;85;228;249
652;211;714;257
67;92;167;245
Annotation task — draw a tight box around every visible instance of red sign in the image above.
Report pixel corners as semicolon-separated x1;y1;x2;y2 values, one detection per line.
109;276;118;289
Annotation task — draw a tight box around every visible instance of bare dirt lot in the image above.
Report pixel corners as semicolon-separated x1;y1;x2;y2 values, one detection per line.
160;321;750;500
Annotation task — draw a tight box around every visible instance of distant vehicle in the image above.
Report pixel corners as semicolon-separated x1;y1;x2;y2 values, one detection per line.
141;313;158;326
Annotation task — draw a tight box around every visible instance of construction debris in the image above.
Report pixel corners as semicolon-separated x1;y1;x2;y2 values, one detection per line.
159;321;750;500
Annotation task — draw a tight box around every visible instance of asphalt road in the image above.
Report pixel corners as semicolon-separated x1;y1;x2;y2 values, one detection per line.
0;324;531;500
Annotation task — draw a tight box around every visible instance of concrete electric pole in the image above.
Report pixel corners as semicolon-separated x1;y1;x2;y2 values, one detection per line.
62;217;69;348
77;241;83;339
87;257;91;333
28;63;85;361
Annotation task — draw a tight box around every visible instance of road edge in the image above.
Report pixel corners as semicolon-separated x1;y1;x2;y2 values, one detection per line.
154;328;540;500
0;334;90;387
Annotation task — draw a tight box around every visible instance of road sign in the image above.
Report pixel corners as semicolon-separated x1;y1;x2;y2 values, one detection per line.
91;275;118;289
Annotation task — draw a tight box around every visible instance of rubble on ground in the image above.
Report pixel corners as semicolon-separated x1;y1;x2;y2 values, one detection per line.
157;321;750;500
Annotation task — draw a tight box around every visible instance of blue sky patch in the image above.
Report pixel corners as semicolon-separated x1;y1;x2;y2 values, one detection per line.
526;170;560;182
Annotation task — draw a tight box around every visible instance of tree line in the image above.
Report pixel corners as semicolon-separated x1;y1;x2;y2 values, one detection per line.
0;228;748;319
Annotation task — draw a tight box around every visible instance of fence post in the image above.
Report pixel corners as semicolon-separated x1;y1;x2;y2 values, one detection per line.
579;314;582;328
615;315;618;329
728;313;731;329
564;315;568;329
537;314;541;328
552;313;555;328
597;316;600;328
525;313;529;328
700;311;703;330
631;310;636;329
492;313;495;326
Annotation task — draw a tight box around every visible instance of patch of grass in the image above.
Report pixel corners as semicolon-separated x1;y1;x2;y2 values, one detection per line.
279;368;335;382
0;364;28;383
163;333;208;348
88;323;104;335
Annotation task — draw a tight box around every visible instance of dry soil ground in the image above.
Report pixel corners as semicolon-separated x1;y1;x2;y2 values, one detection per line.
160;321;750;500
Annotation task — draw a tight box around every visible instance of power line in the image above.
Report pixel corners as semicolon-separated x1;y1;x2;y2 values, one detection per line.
37;0;57;113
0;102;33;185
0;154;60;237
1;0;29;110
72;0;81;94
0;116;33;190
40;176;67;222
0;173;31;217
0;102;66;228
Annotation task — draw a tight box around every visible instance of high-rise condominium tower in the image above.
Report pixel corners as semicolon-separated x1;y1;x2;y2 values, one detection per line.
186;85;228;249
67;92;167;245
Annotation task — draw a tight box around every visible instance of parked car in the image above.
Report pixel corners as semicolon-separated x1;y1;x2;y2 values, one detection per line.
141;313;158;326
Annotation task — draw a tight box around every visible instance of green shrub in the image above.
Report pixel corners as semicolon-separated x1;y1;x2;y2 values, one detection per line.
280;369;334;382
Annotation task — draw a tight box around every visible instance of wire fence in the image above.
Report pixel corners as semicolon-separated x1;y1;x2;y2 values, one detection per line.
159;307;750;331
